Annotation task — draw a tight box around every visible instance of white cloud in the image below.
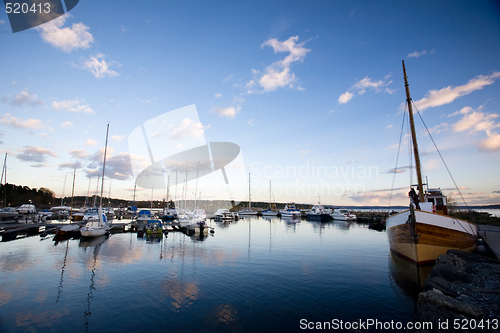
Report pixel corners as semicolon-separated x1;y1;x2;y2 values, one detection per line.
408;50;427;58
212;106;240;118
111;135;125;142
175;144;183;150
0;113;44;129
300;150;310;155
247;119;254;127
414;72;500;111
52;99;94;114
74;53;120;78
8;91;44;106
478;132;500;151
338;91;354;104
248;36;310;93
85;139;97;146
41;133;48;138
453;109;498;134
215;94;222;98
69;149;90;159
338;76;393;104
170;118;207;140
61;121;73;129
36;14;93;52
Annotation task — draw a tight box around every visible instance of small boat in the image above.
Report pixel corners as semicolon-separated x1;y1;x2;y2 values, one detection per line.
145;219;163;236
17;203;37;214
385;61;477;265
214;208;234;220
239;173;258;216
306;203;331;221
331;209;355;221
280;203;301;218
50;206;71;220
0;207;18;220
56;224;80;236
71;212;85;222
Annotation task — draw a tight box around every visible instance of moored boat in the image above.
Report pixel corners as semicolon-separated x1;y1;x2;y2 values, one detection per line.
385;61;477;265
306;203;331;221
280;203;301;218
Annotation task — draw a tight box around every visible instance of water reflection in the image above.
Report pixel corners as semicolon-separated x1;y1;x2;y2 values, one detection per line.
79;235;107;333
56;240;70;302
388;252;433;299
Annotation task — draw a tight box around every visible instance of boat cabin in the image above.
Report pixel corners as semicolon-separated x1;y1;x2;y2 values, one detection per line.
422;188;448;215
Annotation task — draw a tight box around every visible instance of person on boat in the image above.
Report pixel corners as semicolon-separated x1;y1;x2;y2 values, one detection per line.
409;188;420;210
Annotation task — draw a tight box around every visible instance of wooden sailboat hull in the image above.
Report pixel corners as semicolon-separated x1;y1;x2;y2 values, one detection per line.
386;209;477;265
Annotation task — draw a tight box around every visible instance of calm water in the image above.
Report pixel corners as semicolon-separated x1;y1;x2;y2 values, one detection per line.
0;217;420;333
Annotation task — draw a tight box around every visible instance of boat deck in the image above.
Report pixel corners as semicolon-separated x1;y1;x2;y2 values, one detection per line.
478;224;500;260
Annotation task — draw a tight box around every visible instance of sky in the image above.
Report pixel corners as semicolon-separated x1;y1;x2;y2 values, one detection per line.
0;0;499;207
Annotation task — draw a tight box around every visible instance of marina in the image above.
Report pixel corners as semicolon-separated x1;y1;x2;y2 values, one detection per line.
0;216;421;333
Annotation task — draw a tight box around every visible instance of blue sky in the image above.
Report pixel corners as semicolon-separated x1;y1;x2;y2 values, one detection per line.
0;0;499;207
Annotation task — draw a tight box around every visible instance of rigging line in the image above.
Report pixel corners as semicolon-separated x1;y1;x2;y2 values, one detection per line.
389;105;407;207
412;102;472;214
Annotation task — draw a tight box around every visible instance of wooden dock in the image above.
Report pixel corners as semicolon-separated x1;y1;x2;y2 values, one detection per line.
478;224;500;260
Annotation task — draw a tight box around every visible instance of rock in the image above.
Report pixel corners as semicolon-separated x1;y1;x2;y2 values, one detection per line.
428;263;473;283
423;276;459;297
418;290;484;318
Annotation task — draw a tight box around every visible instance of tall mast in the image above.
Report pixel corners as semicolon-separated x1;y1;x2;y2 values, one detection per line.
402;60;425;202
100;124;109;208
248;173;251;209
70;169;76;219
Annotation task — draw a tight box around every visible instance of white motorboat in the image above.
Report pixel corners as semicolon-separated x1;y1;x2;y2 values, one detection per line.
306;203;331;221
280;203;301;218
17;203;36;214
214;208;233;220
331;209;351;221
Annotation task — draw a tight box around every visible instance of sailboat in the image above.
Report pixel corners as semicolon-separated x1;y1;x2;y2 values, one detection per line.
385;61;477;265
238;173;258;216
80;124;110;238
262;180;279;216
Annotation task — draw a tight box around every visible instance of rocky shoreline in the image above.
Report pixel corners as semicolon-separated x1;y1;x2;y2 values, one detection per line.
412;250;500;332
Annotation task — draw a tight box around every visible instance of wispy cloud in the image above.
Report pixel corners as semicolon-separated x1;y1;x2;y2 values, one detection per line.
16;146;58;163
2;91;44;107
58;161;83;169
52;99;94;114
0;113;44;129
247;119;254;127
338;75;394;104
382;166;413;174
85;139;97;146
73;53;120;78
215;94;222;98
212;106;240;118
300;150;310;155
36;14;93;52
69;149;90;159
111;135;125;142
223;74;234;82
413;72;500;111
408;50;427;58
61;121;73;129
169;118;208;140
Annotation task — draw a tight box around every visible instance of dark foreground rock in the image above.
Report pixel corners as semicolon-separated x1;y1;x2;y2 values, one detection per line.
412;250;500;332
